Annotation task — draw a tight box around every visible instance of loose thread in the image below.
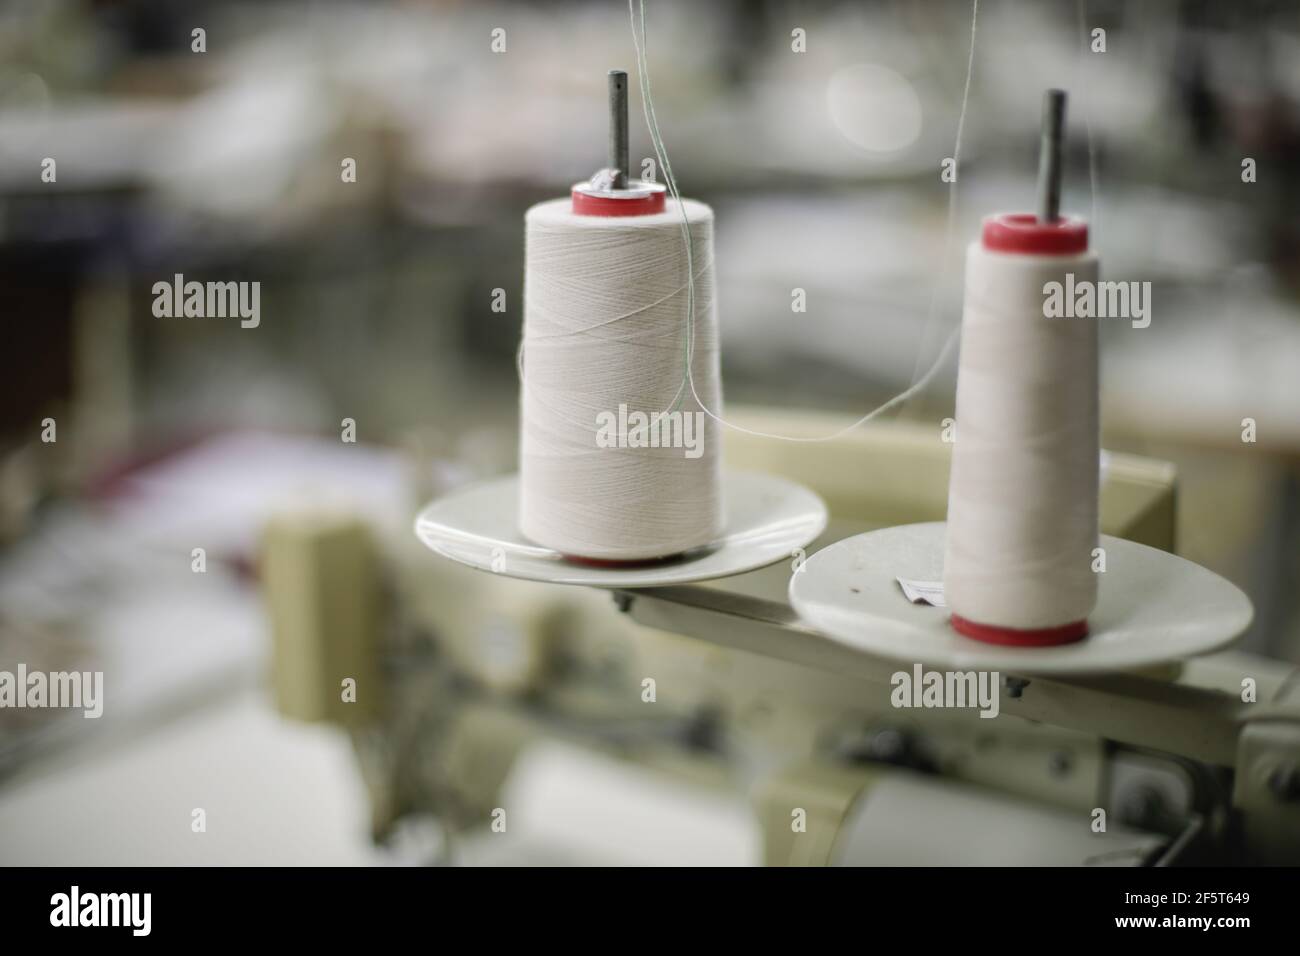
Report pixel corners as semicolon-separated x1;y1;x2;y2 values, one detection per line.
626;0;979;443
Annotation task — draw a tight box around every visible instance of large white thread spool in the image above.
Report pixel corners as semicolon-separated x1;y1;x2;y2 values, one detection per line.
519;196;723;561
944;213;1099;645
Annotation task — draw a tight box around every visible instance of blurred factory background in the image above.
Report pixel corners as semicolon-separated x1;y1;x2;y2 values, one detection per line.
1;0;1298;866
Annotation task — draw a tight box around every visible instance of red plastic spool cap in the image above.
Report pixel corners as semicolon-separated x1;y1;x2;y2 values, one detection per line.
981;213;1088;256
571;181;667;217
950;614;1089;647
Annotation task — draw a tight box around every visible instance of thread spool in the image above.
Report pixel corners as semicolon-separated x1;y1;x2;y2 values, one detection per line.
943;213;1099;645
518;191;723;561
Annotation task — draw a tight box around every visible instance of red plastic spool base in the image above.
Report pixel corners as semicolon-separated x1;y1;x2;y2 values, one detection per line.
561;552;684;568
981;212;1088;255
950;614;1089;647
571;184;666;217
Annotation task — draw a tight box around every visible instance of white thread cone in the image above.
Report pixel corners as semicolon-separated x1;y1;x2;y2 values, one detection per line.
519;198;723;560
944;241;1100;629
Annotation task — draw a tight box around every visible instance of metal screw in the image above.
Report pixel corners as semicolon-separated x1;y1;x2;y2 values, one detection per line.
1119;784;1166;829
1049;751;1073;777
1004;676;1030;699
867;728;909;763
1267;764;1300;802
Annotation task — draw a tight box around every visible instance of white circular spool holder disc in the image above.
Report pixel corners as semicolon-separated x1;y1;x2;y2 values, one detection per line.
414;470;827;588
789;522;1253;675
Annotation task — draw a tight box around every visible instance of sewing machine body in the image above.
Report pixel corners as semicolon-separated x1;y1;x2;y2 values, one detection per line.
264;406;1300;865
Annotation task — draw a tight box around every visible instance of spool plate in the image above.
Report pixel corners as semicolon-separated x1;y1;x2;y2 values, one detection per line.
789;522;1252;675
414;470;826;588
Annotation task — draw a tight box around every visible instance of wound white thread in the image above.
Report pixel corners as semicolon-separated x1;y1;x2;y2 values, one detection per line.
628;0;980;442
943;242;1100;629
519;198;723;560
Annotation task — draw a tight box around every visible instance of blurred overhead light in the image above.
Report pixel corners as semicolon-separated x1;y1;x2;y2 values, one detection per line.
826;63;922;154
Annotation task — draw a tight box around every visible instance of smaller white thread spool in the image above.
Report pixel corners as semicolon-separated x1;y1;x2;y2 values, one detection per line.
944;214;1099;644
519;197;723;561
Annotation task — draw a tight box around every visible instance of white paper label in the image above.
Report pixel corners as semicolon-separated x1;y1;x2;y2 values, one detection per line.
897;578;946;607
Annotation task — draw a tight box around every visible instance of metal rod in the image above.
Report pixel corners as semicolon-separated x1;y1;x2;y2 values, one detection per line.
608;69;629;189
1037;88;1067;222
621;585;1251;767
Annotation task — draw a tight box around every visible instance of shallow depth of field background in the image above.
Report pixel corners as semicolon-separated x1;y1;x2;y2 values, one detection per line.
0;0;1297;864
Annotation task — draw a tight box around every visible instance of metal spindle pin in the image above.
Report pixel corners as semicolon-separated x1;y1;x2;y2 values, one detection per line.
608;69;629;190
1037;89;1067;223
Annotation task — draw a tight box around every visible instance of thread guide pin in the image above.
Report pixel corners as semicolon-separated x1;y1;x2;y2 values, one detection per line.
609;69;629;190
1037;88;1066;223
